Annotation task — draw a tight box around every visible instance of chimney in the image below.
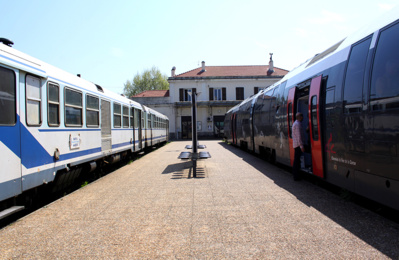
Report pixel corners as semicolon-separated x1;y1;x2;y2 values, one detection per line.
267;53;274;76
201;61;206;72
171;66;176;77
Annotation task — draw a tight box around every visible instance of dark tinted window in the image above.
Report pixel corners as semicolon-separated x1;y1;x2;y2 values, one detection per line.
0;66;16;125
114;103;121;128
86;95;99;127
65;88;82;126
48;83;59;126
343;37;371;113
311;96;319;140
370;22;399;111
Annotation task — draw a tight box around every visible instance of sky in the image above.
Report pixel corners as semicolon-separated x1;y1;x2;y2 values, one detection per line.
1;0;398;95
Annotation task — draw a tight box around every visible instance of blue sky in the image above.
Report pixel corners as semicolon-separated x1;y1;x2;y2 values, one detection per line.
1;0;397;95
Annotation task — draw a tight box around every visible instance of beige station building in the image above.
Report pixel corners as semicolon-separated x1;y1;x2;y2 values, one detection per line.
131;57;289;140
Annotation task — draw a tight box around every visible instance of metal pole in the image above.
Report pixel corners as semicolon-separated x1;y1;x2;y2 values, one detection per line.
192;92;197;178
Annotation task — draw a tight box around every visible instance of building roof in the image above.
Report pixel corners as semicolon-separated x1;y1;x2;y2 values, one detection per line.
172;65;289;79
133;90;169;98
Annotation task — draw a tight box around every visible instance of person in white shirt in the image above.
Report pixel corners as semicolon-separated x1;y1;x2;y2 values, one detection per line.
292;112;305;181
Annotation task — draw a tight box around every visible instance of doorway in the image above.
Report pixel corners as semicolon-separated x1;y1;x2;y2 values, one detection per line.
181;116;192;139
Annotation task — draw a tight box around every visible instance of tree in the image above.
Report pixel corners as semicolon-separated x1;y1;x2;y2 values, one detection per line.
124;66;169;97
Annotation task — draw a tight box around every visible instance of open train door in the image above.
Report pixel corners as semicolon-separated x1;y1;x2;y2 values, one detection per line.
287;87;297;166
308;75;324;178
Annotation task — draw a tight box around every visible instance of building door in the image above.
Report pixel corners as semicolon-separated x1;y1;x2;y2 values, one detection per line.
181;116;192;139
213;116;225;137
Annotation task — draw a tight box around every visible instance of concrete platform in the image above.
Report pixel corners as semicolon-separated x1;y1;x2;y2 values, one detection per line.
1;140;398;259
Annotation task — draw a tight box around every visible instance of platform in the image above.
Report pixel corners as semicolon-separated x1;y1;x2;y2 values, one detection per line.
0;140;398;258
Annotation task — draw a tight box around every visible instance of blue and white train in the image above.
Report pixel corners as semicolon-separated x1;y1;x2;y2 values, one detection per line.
225;7;399;210
0;39;169;217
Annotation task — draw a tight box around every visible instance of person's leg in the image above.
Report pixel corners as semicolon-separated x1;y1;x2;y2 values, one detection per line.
293;147;301;180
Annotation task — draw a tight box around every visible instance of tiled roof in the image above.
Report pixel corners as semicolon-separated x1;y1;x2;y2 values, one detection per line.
173;65;289;78
133;90;169;98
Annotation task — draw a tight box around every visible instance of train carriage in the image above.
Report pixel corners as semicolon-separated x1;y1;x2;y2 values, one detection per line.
0;40;169;217
225;7;399;210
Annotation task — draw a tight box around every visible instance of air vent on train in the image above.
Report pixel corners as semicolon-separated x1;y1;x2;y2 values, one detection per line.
0;38;14;47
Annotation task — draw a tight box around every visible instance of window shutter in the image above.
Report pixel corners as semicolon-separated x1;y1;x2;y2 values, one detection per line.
179;89;183;101
254;87;259;95
209;88;214;101
222;88;226;100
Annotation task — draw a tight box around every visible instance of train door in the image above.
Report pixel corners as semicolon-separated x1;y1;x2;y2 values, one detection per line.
232;113;237;145
0;66;22;201
287;76;325;178
287;87;297;166
141;111;146;148
138;110;142;149
308;76;324;178
101;100;112;152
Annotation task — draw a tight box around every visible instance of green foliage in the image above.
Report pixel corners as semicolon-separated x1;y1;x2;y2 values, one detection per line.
124;66;169;97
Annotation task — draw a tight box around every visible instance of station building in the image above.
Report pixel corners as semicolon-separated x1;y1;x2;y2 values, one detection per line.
131;56;289;139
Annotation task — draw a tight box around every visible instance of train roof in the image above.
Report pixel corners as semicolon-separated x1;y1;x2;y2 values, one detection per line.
0;43;143;109
278;5;399;85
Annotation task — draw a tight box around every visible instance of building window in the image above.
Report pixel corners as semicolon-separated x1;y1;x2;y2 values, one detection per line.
113;102;121;128
86;95;99;127
47;83;60;126
26;75;42;126
236;87;244;100
209;87;226;101
65;88;82;126
179;88;196;101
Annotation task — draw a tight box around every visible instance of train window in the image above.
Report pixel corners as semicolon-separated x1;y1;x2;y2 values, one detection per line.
26;75;42;126
134;109;139;128
370;22;399;111
311;96;319;140
113;103;121;128
0;66;16;125
343;37;372;113
130;108;134;128
86;95;99;127
123;105;129;128
65;88;82;126
47;83;60;126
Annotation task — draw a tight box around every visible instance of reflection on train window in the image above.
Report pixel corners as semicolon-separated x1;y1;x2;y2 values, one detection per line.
65;88;82;126
86;95;99;127
113;102;121;128
343;37;371;113
26;75;42;126
0;66;16;125
370;22;399;111
48;83;60;126
123;105;129;128
311;96;319;140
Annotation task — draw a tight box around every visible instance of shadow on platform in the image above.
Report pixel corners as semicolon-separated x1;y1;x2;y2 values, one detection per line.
217;141;399;259
162;161;206;179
